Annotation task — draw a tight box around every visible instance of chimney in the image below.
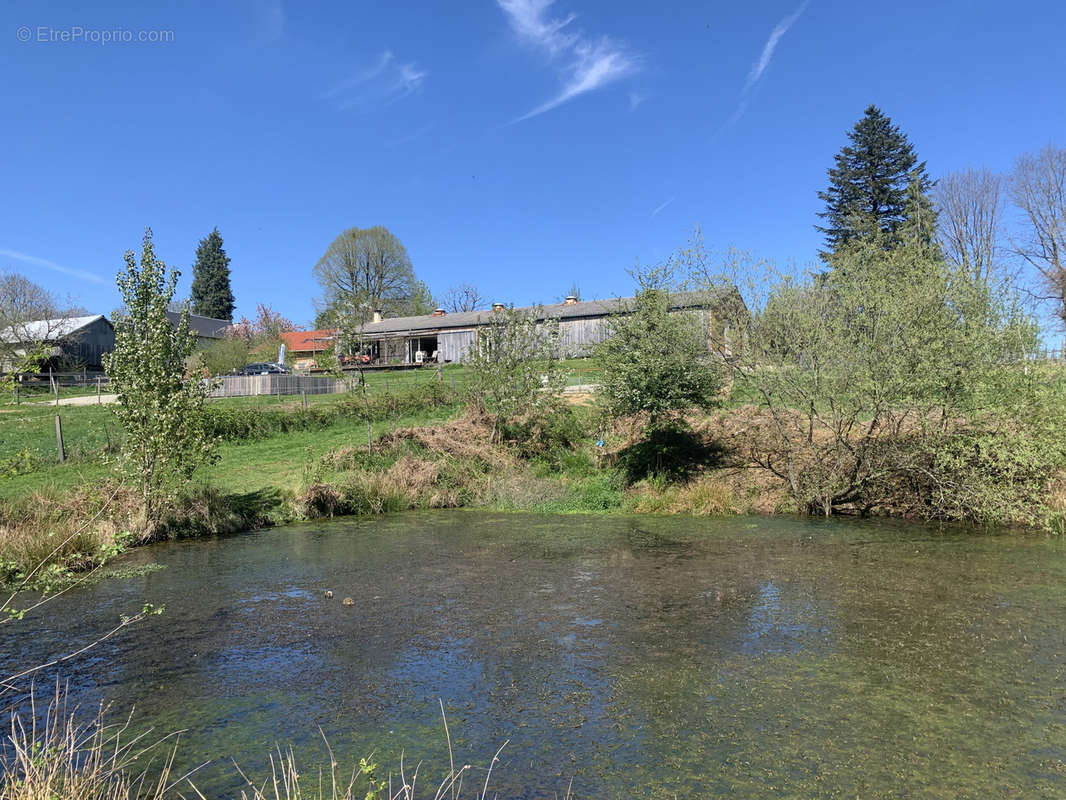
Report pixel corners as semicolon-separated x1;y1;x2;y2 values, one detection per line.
371;309;382;324
491;302;505;312
432;308;446;317
564;295;578;305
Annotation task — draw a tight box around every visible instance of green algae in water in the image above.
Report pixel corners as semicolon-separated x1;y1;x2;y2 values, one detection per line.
2;511;1065;798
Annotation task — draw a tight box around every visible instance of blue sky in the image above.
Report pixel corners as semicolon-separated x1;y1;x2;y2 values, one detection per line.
2;0;1064;328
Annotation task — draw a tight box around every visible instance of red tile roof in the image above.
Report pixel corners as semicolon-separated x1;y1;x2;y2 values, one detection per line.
280;329;337;353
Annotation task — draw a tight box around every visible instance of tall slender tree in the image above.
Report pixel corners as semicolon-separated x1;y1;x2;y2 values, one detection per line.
817;106;933;260
105;229;216;524
190;228;235;321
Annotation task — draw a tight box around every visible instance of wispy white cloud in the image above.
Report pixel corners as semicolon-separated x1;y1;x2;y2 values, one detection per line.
498;0;638;123
743;1;808;93
628;90;648;111
650;196;675;218
326;49;428;109
723;1;808;131
0;248;108;285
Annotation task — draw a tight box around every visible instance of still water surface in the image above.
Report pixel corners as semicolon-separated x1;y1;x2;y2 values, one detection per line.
5;511;1066;798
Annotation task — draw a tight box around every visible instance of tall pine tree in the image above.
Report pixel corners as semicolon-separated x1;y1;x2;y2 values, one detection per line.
190;228;235;321
816;106;933;260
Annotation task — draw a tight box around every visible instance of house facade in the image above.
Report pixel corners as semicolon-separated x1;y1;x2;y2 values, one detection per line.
349;290;742;366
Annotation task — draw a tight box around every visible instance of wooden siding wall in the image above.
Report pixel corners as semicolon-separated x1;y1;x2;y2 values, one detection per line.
440;330;476;363
557;317;608;357
63;318;115;369
433;309;715;363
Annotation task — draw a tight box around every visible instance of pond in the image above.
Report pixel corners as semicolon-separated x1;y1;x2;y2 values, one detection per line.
4;511;1066;798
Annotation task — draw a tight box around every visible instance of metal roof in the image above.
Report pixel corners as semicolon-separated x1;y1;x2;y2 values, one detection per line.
166;311;229;339
0;314;109;344
355;289;737;337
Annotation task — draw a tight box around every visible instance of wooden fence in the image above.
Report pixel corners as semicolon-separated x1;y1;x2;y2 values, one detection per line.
207;374;348;398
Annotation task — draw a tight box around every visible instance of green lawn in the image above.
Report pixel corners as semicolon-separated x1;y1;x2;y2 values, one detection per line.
198;405;460;495
0;389;463;500
0;357;608;502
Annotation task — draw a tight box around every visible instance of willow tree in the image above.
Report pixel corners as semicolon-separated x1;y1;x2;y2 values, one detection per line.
104;229;216;526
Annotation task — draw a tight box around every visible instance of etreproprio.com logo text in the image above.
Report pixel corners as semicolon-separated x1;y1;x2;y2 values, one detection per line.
16;26;175;44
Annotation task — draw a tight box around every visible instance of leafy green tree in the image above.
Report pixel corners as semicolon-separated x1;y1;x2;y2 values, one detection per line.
466;307;565;441
190;228;235;321
198;336;251;376
313;226;428;326
104;229;217;526
595;278;724;429
817;105;934;260
709;238;1053;522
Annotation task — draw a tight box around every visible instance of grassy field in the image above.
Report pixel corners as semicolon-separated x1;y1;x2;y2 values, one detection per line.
0;386;469;498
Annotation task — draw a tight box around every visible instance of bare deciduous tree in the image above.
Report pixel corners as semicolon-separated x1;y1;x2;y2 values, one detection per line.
0;272;68;369
935;168;1005;286
440;282;484;313
1010;145;1066;320
313;226;420;325
0;271;60;332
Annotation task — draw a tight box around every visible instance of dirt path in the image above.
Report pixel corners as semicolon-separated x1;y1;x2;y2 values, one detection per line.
30;393;119;406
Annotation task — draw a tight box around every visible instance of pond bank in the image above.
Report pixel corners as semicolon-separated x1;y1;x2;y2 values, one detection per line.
5;400;1063;593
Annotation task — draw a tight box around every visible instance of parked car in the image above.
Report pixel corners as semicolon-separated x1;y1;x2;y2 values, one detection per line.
235;362;288;375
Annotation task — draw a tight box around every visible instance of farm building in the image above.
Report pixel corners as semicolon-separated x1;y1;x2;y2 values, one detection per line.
166;310;230;346
348;289;743;366
0;314;115;371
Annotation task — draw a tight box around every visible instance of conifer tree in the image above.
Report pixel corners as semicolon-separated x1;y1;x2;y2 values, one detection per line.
190;227;235;320
817;106;933;260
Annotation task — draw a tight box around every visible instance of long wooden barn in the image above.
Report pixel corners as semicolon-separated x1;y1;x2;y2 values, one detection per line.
351;289;743;366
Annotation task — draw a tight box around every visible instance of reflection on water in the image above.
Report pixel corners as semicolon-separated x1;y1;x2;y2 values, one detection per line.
4;511;1066;798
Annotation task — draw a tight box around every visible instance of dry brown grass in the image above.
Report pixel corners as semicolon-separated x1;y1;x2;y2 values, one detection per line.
628;469;788;516
2;690;537;800
0;483;145;587
1;687;183;800
299;455;465;519
380;413;511;468
0;483;283;589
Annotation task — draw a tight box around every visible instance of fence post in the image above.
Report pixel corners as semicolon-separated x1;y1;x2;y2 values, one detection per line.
55;415;65;463
301;390;307;410
450;374;454;390
97;376;102;403
54;377;60;407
